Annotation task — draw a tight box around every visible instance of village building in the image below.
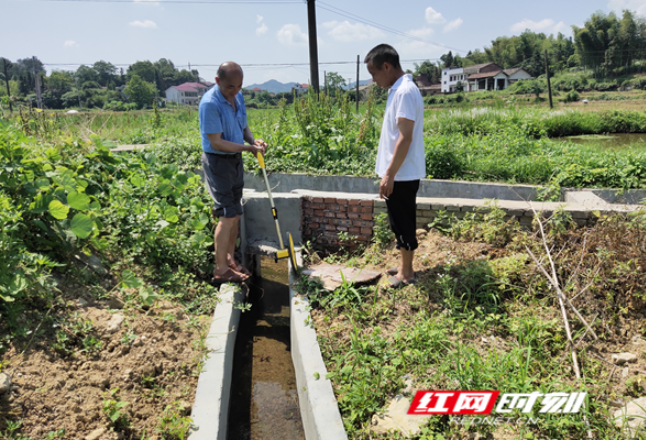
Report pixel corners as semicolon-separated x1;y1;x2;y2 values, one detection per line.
440;64;533;93
292;83;309;95
165;81;214;105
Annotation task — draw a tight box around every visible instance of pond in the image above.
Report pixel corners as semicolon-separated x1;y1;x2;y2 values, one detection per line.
559;133;646;150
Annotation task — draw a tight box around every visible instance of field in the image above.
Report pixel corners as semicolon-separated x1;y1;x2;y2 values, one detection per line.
1;93;646;439
300;208;646;440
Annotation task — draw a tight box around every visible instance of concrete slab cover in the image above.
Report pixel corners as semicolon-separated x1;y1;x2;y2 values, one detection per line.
303;264;382;291
189;284;245;440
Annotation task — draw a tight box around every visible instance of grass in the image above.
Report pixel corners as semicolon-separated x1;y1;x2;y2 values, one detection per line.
298;207;646;439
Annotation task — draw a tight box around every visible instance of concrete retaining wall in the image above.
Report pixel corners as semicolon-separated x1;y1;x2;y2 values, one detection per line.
245;171;542;201
189;284;245;440
289;252;348;440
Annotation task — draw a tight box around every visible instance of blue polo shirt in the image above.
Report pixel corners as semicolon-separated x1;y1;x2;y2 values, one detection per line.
199;85;247;155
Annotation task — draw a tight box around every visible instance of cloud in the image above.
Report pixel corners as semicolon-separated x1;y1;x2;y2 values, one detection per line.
608;0;646;15
64;40;78;47
397;27;443;56
129;20;158;29
277;24;308;46
256;14;264;24
133;0;160;5
510;18;568;34
425;7;446;24
443;18;463;33
322;20;384;42
256;23;268;36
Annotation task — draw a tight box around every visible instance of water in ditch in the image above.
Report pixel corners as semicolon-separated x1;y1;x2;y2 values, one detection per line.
227;256;305;440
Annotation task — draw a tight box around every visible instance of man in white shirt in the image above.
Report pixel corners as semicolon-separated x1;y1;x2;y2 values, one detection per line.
365;44;425;287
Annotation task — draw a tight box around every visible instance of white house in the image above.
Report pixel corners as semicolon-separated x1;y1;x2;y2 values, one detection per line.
504;68;533;84
292;83;309;95
441;67;469;93
165;82;214;105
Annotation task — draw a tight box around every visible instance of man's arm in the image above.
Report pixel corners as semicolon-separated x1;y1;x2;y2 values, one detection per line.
243;126;268;153
207;131;266;155
379;117;415;199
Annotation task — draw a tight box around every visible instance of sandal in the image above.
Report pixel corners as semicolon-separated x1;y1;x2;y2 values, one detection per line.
385;274;416;289
211;268;249;285
230;263;252;277
385;267;399;276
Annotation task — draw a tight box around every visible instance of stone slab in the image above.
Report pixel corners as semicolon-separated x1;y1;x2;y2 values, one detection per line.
303;264;382;291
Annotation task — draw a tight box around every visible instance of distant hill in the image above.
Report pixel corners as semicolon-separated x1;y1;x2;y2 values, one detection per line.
245;80;298;94
344;79;371;90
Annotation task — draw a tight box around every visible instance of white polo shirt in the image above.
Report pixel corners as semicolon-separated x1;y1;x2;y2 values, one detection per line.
375;74;426;181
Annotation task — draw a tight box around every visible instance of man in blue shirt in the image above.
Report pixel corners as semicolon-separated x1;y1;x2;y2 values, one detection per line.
200;62;267;284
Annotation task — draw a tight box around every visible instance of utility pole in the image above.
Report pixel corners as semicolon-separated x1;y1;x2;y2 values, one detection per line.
33;56;42;109
356;54;360;111
544;50;553;109
323;70;326;94
2;59;13;113
306;0;320;95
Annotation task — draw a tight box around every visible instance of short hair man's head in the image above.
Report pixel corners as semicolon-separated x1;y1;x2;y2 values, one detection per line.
364;44;401;71
216;62;244;100
364;44;403;88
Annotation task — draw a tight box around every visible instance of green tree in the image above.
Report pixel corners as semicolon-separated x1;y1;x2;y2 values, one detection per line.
127;61;156;83
92;61;117;87
124;74;155;109
325;72;346;96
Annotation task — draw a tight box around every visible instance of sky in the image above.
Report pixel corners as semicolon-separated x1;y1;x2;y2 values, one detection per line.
2;0;646;86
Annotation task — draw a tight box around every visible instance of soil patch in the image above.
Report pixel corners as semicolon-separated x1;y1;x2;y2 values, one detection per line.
0;293;211;440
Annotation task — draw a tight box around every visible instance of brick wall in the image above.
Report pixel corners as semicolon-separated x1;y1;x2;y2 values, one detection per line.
301;196;374;250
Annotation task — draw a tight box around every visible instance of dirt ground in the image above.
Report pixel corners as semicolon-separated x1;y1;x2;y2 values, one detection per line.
309;228;646;435
0;295;211;440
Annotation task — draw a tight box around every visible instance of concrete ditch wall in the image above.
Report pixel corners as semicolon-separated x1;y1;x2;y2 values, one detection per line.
245;171;542;201
289;252;349;440
243;189;643;253
189;284;244;440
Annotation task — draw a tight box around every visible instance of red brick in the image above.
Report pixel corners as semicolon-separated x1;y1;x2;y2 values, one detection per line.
312;197;324;203
310;203;323;209
309;223;320;229
324;212;336;218
314;210;326;216
338;219;353;227
336;226;348;232
357;234;371;242
336;212;347;219
324;197;336;203
348;213;360;219
360;227;372;234
360;200;374;207
304;209;314;216
349;227;361;234
360;214;373;221
361;207;372;213
348;199;361;205
328;204;340;211
304;228;311;235
303;201;311;208
353;220;372;228
336;198;349;206
348;206;362;213
325;225;336;231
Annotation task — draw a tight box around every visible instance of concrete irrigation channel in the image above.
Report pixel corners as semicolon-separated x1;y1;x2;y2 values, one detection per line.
112;148;645;439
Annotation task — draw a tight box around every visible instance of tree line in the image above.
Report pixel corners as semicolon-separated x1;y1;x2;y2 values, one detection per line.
0;58;201;110
413;9;646;84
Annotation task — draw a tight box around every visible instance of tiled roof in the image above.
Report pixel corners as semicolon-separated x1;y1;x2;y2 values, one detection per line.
169;82;213;92
468;70;505;80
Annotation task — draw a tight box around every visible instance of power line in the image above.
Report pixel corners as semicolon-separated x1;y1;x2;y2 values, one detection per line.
316;1;466;54
11;0;300;3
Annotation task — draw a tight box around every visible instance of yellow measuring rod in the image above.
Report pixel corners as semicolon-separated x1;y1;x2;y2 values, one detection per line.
256;152;298;271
